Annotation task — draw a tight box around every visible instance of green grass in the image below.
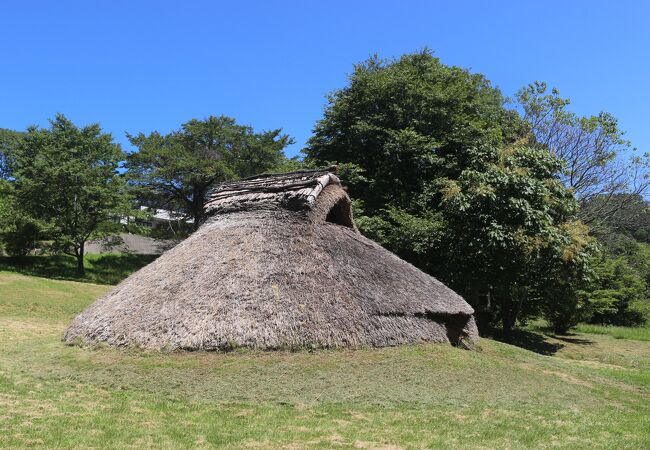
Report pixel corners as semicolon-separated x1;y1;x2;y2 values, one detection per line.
0;253;158;285
1;272;650;448
574;323;650;341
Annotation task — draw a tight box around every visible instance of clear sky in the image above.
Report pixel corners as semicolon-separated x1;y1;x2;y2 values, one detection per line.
1;0;648;158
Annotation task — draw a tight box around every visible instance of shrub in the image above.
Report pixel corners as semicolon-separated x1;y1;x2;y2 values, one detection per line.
1;220;40;257
585;257;647;327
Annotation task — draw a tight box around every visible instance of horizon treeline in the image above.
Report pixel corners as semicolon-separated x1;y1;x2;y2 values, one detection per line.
1;50;649;336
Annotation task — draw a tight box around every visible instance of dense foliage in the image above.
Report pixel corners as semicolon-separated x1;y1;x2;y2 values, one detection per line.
305;50;598;335
307;51;523;212
585;256;646;326
0;180;41;257
0;131;41;257
8;114;129;274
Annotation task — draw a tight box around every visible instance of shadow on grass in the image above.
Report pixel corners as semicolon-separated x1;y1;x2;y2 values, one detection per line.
0;253;159;285
483;327;566;356
552;335;594;345
481;320;599;355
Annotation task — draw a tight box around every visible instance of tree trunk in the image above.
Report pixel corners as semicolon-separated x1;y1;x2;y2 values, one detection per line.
192;198;204;231
500;286;526;340
501;303;515;340
500;295;518;341
76;242;85;276
191;184;207;231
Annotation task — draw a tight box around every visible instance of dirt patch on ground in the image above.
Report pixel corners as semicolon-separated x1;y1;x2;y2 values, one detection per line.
0;273;28;284
354;442;405;450
518;362;594;388
570;360;631;371
541;369;595;388
0;317;64;339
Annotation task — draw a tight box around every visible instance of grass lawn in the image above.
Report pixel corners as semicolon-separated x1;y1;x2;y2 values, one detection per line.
1;271;650;448
571;301;650;342
573;323;650;342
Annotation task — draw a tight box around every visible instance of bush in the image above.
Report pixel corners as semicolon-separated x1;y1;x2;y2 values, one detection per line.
1;221;41;256
585;257;647;327
541;289;592;335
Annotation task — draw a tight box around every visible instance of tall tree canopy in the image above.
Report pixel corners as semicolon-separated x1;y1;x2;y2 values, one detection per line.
306;50;524;212
126;115;293;229
305;50;593;335
11;114;128;274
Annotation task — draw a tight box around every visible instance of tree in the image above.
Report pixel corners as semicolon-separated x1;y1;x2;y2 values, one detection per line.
305;50;593;336
586;256;646;326
434;143;594;336
11;114;129;275
126;115;293;230
306;50;524;213
584;194;650;243
534;222;596;334
517;82;649;225
0;129;40;256
0;128;23;180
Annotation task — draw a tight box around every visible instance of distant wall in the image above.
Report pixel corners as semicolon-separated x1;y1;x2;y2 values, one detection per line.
85;233;177;255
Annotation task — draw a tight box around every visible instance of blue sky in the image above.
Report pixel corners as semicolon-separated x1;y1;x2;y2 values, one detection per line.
1;0;648;158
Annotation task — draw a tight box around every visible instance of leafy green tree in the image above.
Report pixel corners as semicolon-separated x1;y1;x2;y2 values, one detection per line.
0;130;32;256
306;50;524;213
627;242;650;295
586;256;646;326
11;114;129;274
126;116;293;230
306;50;594;336
435;143;594;335
533;221;596;334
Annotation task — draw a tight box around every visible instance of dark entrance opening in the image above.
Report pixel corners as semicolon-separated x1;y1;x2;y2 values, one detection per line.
326;197;354;228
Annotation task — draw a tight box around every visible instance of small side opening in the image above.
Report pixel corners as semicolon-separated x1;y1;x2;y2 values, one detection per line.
325;197;355;228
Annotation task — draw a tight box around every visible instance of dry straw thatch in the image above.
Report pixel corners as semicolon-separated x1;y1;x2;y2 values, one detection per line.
64;168;478;350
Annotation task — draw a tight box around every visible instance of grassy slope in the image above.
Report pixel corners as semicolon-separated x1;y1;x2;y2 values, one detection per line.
1;272;649;449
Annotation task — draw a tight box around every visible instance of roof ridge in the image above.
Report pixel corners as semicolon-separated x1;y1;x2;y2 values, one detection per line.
205;167;341;214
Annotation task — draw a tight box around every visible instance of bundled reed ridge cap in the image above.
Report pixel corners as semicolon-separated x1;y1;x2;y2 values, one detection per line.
205;166;341;214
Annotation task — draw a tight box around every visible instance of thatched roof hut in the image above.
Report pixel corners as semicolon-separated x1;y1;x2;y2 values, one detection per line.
64;168;478;350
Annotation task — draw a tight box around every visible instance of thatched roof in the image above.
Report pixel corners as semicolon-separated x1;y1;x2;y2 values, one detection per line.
64;168;478;350
205;167;341;214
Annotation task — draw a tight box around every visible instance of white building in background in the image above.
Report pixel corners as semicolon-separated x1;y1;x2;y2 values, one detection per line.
117;207;194;229
138;206;194;229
